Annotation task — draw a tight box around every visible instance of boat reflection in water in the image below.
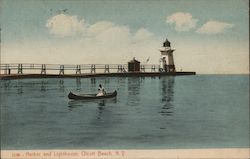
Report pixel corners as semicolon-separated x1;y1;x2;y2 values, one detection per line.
68;98;117;109
68;98;117;120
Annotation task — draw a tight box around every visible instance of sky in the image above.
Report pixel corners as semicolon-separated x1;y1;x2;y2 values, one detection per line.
0;0;249;74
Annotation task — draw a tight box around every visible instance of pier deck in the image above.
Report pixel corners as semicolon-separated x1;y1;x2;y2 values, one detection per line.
0;72;196;80
0;63;195;80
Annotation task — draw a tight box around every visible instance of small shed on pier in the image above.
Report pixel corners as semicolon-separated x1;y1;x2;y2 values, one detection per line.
128;58;140;72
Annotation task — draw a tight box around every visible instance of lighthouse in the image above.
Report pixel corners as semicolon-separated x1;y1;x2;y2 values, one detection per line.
159;38;176;72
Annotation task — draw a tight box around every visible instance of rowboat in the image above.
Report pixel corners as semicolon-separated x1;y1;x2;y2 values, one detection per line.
68;90;117;100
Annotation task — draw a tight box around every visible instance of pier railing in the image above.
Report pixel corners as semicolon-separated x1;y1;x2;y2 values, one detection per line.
0;63;161;75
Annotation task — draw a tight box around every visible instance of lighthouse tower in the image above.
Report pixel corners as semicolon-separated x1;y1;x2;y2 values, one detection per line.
159;38;176;72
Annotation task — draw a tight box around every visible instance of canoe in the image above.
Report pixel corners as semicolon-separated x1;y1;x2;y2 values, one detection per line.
68;90;117;100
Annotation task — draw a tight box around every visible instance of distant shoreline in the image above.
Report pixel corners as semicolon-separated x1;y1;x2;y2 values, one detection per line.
0;72;196;80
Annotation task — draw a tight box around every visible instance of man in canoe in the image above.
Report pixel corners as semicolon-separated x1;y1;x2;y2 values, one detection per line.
97;84;106;96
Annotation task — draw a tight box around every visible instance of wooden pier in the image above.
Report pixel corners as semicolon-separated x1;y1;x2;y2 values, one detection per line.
0;63;195;79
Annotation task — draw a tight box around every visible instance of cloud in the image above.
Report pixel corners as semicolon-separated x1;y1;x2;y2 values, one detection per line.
46;14;154;46
196;20;234;34
46;14;87;37
166;12;198;32
88;21;115;35
133;28;153;42
36;14;160;64
87;21;132;48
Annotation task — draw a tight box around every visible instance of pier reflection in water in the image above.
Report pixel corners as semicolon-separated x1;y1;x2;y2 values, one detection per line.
104;77;110;85
17;80;24;94
59;79;65;92
127;77;143;106
2;80;11;90
76;78;81;91
90;77;96;85
41;80;48;91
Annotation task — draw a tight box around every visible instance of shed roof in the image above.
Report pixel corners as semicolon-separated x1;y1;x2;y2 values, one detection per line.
129;59;140;63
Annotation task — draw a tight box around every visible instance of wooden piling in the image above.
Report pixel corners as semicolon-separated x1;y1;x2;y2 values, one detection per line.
4;64;9;74
104;64;110;73
76;65;81;74
141;65;145;72
91;64;95;73
17;64;23;74
41;64;46;74
117;65;123;72
151;65;156;72
59;65;64;75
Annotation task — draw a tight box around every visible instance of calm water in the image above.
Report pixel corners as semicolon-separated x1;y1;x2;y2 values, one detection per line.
0;75;249;149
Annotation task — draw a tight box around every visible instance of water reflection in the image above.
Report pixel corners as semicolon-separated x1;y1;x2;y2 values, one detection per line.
90;78;96;85
59;79;64;92
2;80;11;90
98;100;106;107
97;101;106;119
159;77;175;116
68;98;117;109
90;78;97;92
17;80;23;94
41;80;47;91
104;78;110;85
76;78;81;91
127;77;142;106
116;77;126;90
128;78;139;95
68;98;117;120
